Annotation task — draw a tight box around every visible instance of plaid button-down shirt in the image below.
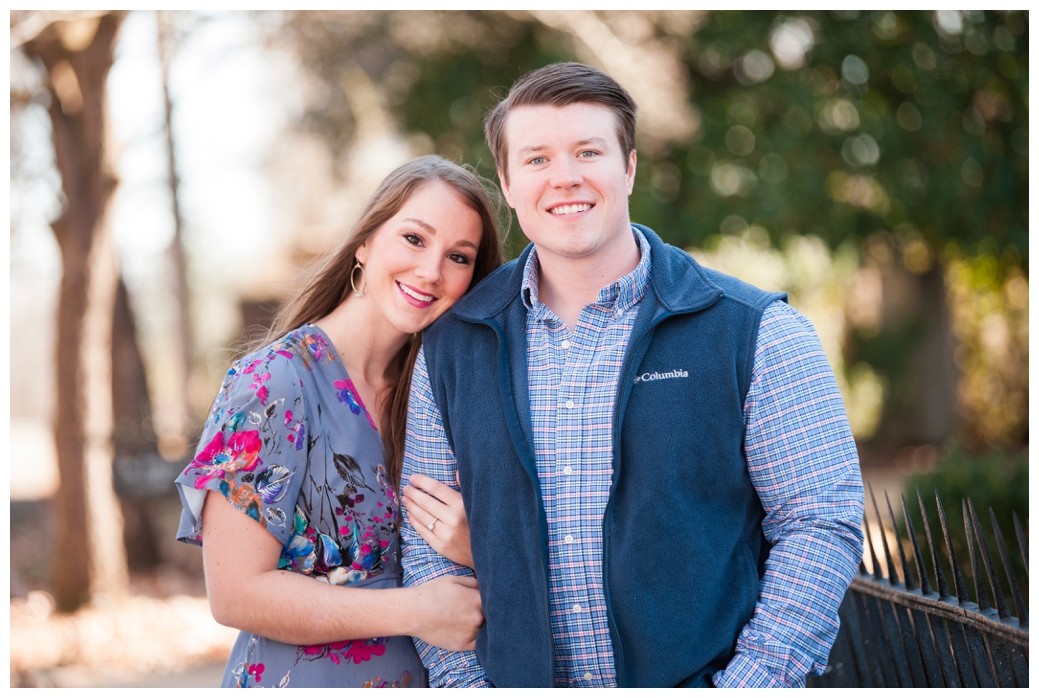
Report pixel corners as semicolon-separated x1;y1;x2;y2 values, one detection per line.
521;230;651;686
401;229;861;687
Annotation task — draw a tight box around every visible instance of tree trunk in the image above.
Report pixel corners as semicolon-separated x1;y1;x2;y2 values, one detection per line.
23;11;129;612
157;10;195;454
912;262;957;444
868;259;958;449
112;274;163;570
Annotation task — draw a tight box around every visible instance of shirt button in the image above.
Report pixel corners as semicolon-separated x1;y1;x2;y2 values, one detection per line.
562;465;573;475
572;603;582;613
616;307;624;317
565;399;575;409
564;534;574;544
561;339;571;349
584;672;594;681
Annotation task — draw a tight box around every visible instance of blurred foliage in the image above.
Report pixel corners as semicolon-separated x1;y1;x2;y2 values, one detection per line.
693;227;885;438
900;445;1028;609
945;252;1029;448
670;10;1027;261
273;10;1028;450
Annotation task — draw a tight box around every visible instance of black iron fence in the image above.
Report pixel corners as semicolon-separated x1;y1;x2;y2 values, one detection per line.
810;486;1028;687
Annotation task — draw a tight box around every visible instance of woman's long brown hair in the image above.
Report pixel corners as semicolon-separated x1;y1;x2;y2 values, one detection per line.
261;155;505;488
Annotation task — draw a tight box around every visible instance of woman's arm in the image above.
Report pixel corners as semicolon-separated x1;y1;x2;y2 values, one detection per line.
201;491;483;650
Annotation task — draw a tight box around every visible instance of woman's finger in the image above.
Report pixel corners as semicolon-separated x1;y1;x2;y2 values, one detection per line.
402;494;439;534
403;482;454;523
409;473;463;504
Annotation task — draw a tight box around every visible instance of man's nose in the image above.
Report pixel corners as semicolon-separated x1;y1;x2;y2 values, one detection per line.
549;157;582;188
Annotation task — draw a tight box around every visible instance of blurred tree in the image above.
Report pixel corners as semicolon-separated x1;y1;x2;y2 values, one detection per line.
15;10;130;611
273;10;1027;450
673;11;1027;450
157;9;195;455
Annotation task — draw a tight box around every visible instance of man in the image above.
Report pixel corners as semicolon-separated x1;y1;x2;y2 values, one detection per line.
400;62;863;687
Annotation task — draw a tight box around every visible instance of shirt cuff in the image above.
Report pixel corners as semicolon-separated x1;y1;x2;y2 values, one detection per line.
713;651;802;688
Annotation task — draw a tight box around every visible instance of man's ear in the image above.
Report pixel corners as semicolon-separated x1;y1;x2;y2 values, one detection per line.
625;150;637;196
498;169;515;208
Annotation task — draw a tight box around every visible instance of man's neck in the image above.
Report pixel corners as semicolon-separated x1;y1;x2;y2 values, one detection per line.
535;234;641;331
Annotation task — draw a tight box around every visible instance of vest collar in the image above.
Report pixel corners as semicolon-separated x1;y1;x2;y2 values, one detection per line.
452;223;724;323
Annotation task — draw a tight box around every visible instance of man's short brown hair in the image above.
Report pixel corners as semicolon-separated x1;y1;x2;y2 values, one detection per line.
484;62;638;183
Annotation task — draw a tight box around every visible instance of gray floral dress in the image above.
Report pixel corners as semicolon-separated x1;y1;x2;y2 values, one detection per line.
175;325;426;687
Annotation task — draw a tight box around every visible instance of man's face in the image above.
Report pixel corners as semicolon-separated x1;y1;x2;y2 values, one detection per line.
499;102;636;269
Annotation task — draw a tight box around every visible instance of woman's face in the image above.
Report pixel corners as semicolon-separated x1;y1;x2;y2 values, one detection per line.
356;180;484;336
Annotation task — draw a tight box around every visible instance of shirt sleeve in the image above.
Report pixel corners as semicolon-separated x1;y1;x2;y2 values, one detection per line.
400;346;494;688
713;301;865;688
173;349;308;548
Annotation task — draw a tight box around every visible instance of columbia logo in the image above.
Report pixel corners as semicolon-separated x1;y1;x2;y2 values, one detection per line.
634;369;689;384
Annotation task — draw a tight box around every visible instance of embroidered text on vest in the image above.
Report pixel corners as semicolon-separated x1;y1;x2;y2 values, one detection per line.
634;369;689;384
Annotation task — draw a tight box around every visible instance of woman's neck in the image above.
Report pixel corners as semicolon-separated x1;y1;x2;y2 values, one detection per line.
315;298;408;386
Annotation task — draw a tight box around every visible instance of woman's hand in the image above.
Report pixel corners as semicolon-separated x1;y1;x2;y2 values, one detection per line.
402;472;473;569
406;575;484;651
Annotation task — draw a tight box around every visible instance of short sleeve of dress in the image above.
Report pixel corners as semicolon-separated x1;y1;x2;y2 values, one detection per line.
175;347;310;548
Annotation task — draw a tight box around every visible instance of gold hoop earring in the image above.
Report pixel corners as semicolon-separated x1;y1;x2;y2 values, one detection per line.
350;259;367;298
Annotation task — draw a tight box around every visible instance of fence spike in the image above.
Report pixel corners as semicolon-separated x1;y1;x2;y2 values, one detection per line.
902;492;931;596
967;499;1009;620
886;489;916;590
816;491;1030;688
1012;512;1028;577
962;499;991;611
935;492;969;603
917;488;951;598
863;501;884;581
868;483;898;585
989;508;1027;627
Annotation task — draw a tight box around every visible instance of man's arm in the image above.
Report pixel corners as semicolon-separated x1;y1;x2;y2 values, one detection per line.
400;346;493;688
713;301;864;688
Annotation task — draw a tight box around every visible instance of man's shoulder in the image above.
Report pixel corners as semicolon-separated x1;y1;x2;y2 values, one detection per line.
637;225;785;312
698;266;786;310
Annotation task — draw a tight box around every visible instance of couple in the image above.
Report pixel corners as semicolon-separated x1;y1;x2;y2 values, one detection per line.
175;62;864;688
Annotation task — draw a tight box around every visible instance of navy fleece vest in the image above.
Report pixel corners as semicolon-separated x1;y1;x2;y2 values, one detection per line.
421;225;786;687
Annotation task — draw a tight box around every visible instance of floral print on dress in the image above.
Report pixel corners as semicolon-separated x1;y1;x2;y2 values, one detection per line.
174;325;427;687
189;430;263;491
299;637;388;666
336;378;378;430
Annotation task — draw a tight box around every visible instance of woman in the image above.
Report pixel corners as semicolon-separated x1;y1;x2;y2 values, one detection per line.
174;155;504;687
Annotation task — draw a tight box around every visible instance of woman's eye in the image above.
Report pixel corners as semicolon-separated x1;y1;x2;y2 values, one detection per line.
449;253;472;265
403;233;423;246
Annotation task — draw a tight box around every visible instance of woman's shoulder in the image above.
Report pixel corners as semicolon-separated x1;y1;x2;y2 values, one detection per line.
232;325;338;377
213;325;338;405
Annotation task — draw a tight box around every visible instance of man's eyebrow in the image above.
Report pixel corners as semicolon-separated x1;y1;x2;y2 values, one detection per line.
517;137;610;157
516;145;547;158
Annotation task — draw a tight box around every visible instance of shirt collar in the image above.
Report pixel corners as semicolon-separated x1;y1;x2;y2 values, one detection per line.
521;227;652;316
